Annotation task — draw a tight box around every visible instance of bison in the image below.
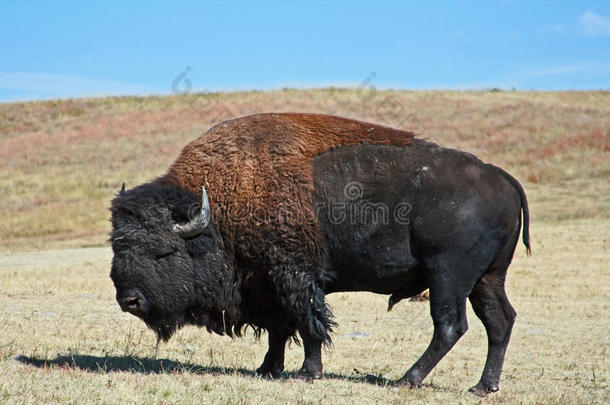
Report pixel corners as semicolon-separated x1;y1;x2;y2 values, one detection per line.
110;113;530;396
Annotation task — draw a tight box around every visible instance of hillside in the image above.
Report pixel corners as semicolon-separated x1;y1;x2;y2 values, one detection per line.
1;89;608;251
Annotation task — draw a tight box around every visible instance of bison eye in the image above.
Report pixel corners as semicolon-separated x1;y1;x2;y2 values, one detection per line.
155;247;176;260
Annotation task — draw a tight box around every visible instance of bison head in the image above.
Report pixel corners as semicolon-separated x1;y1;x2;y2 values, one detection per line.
109;181;233;341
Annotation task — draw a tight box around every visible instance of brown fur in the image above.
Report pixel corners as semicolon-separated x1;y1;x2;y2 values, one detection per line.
164;113;414;267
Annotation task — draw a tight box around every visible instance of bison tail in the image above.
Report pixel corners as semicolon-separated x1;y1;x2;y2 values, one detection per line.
495;166;531;255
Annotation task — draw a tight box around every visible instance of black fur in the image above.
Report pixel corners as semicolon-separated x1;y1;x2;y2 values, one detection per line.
110;180;242;341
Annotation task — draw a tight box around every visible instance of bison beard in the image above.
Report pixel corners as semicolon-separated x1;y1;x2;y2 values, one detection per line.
109;113;530;395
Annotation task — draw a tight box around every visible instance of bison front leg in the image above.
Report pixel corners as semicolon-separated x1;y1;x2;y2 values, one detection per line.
256;329;293;378
297;327;323;379
267;260;335;380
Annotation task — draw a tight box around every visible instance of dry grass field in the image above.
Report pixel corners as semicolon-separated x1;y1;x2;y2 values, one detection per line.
0;89;608;404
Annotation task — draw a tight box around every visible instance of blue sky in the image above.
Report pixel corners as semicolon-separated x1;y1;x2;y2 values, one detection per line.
1;1;609;101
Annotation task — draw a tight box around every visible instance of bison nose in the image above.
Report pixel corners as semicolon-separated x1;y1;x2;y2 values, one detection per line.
117;289;150;316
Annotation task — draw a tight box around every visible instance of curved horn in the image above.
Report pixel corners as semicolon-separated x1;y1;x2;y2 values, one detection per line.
120;183;126;196
172;185;211;238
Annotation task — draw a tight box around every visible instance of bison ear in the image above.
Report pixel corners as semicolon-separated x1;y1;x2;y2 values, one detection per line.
120;183;126;196
172;185;211;238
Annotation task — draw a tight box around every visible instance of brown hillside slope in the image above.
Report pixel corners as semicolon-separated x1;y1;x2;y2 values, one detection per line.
0;89;608;251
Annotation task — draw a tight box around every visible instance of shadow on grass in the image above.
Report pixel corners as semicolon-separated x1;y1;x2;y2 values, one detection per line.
16;354;254;376
15;354;394;387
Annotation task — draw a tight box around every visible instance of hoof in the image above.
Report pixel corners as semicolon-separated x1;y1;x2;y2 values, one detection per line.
468;383;499;397
255;365;284;379
296;369;322;382
396;377;422;389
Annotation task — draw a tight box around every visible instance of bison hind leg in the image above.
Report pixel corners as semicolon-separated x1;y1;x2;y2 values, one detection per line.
468;271;516;395
396;253;485;388
397;287;469;388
